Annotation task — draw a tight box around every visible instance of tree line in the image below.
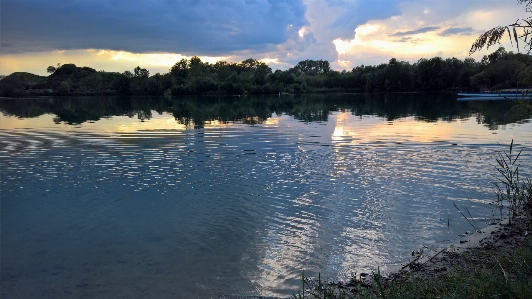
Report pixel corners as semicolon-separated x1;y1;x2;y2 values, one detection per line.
0;47;530;97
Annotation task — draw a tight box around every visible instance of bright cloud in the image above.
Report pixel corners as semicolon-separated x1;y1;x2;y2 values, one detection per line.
0;0;528;75
330;0;526;69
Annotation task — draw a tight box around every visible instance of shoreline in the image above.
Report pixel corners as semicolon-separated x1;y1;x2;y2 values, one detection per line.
311;214;531;296
388;215;530;283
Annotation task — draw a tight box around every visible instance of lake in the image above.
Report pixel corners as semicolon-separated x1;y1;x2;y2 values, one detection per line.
1;93;532;298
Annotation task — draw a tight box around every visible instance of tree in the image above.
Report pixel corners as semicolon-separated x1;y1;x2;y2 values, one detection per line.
415;57;446;91
130;66;150;94
240;58;259;70
134;66;149;78
0;74;27;97
470;2;532;117
292;59;331;75
253;63;272;85
123;71;133;79
470;0;532;54
47;66;57;74
57;81;71;95
487;47;508;64
114;74;131;94
216;65;232;82
188;56;207;78
170;58;189;79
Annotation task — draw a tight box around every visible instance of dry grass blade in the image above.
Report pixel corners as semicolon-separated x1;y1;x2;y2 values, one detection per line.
496;257;509;283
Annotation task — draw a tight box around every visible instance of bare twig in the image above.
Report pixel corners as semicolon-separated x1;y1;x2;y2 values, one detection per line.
401;249;424;270
417;248;448;269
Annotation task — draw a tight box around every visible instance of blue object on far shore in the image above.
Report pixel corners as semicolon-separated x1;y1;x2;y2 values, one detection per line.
457;92;531;101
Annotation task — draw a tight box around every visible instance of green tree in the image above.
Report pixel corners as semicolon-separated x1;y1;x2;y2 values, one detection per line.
134;66;149;78
0;74;27;97
113;74;131;94
240;58;260;70
216;65;232;82
188;56;206;78
129;66;150;94
146;77;163;95
292;59;331;75
170;58;189;79
57;81;71;95
253;63;272;85
456;57;480;90
383;58;413;91
415;57;446;91
487;47;508;64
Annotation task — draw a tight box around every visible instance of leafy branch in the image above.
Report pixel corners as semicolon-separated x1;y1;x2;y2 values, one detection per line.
470;1;532;54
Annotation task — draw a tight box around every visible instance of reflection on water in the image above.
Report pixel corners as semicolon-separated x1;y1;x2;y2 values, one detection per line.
1;94;532;298
1;93;530;129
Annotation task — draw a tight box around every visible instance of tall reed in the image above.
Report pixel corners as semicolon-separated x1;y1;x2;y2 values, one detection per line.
494;139;532;223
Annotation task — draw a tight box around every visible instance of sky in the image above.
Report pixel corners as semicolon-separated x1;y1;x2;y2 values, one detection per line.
0;0;528;76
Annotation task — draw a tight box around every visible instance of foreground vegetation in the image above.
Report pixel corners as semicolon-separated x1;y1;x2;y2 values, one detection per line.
1;47;531;98
295;238;532;299
294;142;532;299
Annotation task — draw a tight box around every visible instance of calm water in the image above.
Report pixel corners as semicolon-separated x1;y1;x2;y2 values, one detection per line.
1;94;532;298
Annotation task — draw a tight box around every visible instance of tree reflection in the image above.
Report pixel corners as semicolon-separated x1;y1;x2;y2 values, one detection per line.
0;94;529;129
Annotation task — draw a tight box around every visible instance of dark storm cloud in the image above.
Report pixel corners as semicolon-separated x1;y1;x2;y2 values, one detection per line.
439;27;474;36
1;0;308;54
390;26;440;37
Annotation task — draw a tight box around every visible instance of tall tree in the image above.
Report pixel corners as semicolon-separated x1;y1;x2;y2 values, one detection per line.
170;59;189;79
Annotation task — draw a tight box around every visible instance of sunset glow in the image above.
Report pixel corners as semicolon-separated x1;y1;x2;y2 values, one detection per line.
1;0;526;75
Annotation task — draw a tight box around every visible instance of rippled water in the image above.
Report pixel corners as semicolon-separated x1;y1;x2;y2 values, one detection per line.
1;95;532;298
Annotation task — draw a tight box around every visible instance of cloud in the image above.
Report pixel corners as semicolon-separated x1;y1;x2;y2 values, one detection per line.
390;26;440;37
1;0;528;75
328;0;528;70
439;27;474;36
1;0;308;55
326;0;402;39
396;37;413;43
279;0;402;69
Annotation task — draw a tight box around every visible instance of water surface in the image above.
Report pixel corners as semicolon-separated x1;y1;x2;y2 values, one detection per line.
1;94;532;298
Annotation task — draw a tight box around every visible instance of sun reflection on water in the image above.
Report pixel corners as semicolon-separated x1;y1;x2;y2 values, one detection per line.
1;99;532;298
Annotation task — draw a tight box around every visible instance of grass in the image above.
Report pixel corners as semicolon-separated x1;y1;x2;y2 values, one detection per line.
294;141;532;299
494;139;532;223
294;238;532;299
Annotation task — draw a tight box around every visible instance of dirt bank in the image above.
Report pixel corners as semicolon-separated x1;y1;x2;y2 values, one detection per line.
382;214;531;285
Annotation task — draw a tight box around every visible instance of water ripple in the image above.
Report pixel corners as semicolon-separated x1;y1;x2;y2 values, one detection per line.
2;116;532;298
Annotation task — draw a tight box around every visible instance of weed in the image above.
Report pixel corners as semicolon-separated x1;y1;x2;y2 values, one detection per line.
293;272;307;299
372;268;386;299
494;139;532;223
295;239;532;298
